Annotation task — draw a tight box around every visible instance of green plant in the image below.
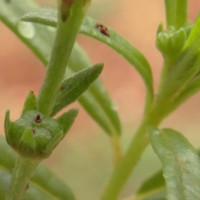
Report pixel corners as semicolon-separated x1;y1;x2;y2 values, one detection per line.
1;0;200;199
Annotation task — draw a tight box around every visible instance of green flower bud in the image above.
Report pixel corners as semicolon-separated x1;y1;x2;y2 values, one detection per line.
4;109;78;159
5;110;63;159
156;26;188;65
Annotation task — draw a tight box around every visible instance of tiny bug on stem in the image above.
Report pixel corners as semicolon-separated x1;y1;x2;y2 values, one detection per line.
95;23;110;37
35;114;42;123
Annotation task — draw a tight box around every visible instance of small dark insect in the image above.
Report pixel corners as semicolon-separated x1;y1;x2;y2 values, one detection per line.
35;114;42;123
32;129;36;134
95;23;110;37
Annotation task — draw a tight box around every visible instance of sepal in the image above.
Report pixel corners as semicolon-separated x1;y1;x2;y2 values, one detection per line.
56;109;79;134
156;26;188;64
22;91;37;116
4;110;75;159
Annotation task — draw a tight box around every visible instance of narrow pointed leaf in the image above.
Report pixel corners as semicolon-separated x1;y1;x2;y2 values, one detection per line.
52;64;103;116
137;170;165;195
56;109;79;134
135;170;165;200
0;136;75;200
78;92;114;134
0;1;52;64
0;0;121;136
69;44;121;134
21;7;154;99
185;14;200;48
149;128;200;200
19;128;36;151
22;91;37;115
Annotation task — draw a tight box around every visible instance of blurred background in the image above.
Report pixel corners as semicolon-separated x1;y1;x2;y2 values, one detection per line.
1;0;200;199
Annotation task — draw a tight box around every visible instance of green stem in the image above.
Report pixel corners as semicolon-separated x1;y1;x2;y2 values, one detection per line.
165;0;188;29
164;0;176;28
101;113;162;200
110;136;123;165
7;157;39;200
37;0;91;116
175;0;187;29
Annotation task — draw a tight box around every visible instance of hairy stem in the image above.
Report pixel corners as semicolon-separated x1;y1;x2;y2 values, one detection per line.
37;0;91;116
7;157;39;200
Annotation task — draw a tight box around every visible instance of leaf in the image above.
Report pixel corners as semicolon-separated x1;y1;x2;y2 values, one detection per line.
0;0;121;136
0;136;75;200
185;14;200;48
0;1;52;64
78;92;114;134
137;171;165;195
68;44;121;134
52;63;103;116
21;7;154;99
149;128;200;200
56;109;79;134
134;170;165;200
22;91;37;115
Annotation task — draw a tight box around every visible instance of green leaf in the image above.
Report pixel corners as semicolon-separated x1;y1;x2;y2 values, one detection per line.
21;7;154;101
69;44;121;135
56;109;79;134
22;91;37;116
185;14;200;48
0;1;51;64
134;170;165;200
149;128;200;200
0;0;121;136
78;92;114;134
137;171;165;195
51;63;103;116
0;136;75;200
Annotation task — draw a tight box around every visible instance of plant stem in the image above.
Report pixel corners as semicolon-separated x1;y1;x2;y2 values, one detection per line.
37;0;91;116
101;113;162;200
110;136;123;165
7;157;39;200
164;0;176;28
175;0;187;29
165;0;188;29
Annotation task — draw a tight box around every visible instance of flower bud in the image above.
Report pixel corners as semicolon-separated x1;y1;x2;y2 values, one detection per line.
156;26;188;65
5;110;64;159
4;109;78;159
